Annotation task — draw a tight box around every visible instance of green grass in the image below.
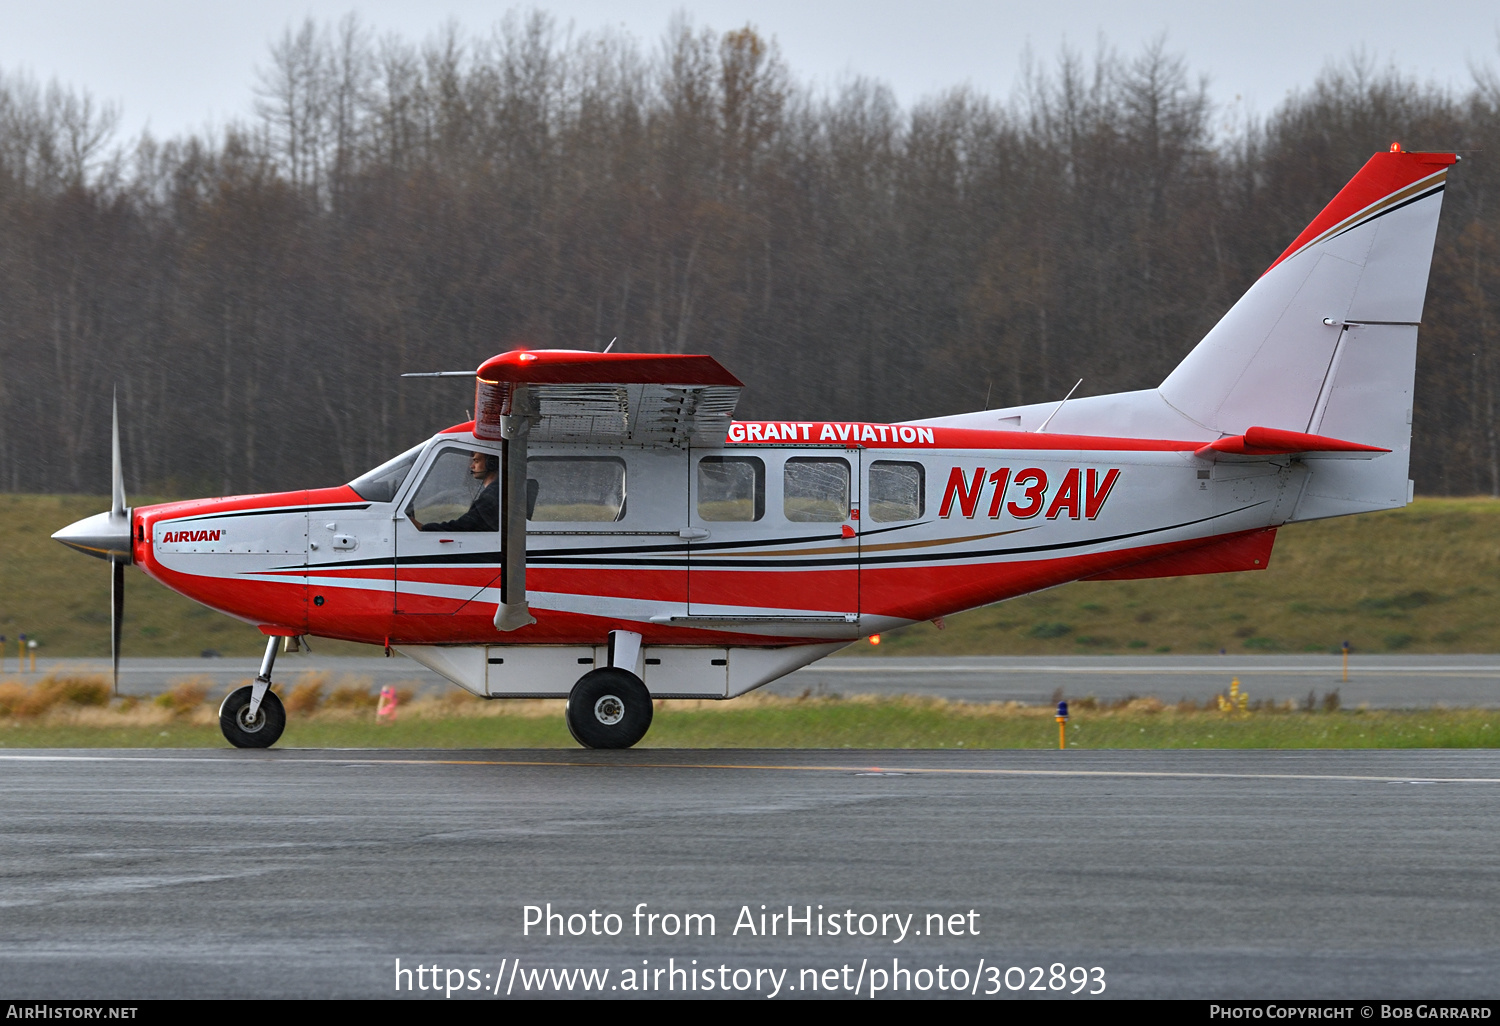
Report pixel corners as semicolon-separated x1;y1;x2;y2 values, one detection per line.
0;683;1495;749
10;493;1500;658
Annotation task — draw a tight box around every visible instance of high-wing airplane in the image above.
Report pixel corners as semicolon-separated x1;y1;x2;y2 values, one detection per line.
54;146;1456;749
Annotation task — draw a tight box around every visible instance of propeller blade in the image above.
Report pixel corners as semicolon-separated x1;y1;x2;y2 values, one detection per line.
111;390;127;518
111;559;124;697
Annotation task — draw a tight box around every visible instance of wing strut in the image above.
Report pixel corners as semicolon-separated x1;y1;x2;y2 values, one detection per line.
495;386;537;632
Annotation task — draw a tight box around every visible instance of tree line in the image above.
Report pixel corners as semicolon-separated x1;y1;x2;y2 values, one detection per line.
0;13;1497;497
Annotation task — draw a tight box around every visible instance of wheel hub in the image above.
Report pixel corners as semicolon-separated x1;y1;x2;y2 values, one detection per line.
593;695;624;725
237;707;266;731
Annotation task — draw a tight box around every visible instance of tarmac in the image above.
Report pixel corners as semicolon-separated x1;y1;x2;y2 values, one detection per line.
3;748;1498;998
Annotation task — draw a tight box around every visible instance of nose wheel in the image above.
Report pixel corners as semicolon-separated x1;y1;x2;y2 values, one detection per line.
566;668;653;749
219;685;286;748
219;633;288;748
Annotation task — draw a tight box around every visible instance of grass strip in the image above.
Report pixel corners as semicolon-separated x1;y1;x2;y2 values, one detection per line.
2;698;1496;750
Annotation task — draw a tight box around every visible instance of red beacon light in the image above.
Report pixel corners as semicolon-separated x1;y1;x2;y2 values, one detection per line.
1390;142;1402;153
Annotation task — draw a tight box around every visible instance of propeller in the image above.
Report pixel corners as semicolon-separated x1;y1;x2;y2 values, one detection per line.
109;394;126;694
52;391;132;695
111;557;124;694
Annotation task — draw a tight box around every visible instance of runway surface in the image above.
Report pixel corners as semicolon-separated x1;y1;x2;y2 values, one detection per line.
28;653;1500;707
4;748;1499;998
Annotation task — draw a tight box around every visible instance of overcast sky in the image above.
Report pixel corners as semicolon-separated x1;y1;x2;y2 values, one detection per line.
1;0;1496;143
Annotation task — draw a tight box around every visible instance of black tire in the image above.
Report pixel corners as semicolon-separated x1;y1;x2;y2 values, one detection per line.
566;668;653;749
218;685;286;749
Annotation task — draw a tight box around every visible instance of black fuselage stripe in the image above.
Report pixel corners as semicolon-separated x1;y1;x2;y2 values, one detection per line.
286;506;1258;573
302;522;922;570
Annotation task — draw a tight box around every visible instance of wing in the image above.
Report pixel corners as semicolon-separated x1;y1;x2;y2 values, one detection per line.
471;349;743;447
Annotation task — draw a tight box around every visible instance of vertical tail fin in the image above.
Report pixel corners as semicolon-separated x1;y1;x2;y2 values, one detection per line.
1159;148;1456;517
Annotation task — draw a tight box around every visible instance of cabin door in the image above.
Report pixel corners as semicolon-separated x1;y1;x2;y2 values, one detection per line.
394;442;504;615
522;447;691;620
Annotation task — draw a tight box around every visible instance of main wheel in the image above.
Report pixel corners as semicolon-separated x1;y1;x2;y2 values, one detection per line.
219;685;286;748
566;668;653;749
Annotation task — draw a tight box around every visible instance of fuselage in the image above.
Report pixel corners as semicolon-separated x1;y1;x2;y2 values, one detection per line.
129;418;1294;650
52;148;1450;746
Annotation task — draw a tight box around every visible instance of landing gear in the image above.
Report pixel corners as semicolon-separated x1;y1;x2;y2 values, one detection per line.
219;685;286;748
219;633;287;748
566;667;653;749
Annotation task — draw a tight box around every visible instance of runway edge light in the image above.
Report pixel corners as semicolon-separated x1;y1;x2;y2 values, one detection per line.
1056;701;1069;750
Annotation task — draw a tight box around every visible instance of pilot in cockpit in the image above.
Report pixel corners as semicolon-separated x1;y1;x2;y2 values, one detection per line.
409;451;499;532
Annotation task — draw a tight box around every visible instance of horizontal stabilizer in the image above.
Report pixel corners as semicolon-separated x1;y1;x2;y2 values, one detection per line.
1195;426;1389;462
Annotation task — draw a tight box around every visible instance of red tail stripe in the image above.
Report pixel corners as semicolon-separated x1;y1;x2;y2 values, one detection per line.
1263;151;1456;276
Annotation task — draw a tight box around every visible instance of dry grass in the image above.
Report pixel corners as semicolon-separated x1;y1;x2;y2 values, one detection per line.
0;674;1360;726
284;678;325;714
0;674;112;717
152;677;212;715
0;671;424;726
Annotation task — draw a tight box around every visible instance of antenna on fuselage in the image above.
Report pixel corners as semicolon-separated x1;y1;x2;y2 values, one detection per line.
603;337;617;353
1035;378;1083;433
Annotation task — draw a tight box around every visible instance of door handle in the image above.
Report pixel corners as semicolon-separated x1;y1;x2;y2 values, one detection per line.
679;528;711;540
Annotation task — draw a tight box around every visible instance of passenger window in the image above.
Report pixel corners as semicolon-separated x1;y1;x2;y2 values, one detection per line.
869;461;925;522
698;457;765;522
784;458;849;522
527;457;626;522
408;447;499;531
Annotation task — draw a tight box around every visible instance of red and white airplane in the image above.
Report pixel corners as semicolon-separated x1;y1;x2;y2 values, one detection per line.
55;146;1456;749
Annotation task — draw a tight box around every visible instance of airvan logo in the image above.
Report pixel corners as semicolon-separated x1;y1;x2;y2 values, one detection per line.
160;529;224;543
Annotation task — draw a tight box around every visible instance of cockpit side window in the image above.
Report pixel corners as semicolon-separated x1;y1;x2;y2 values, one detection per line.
349;443;424;502
408;447;499;531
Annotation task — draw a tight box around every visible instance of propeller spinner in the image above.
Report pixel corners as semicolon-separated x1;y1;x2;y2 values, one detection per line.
51;393;131;693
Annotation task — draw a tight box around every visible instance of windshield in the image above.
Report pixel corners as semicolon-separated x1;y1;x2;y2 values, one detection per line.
349;443;426;502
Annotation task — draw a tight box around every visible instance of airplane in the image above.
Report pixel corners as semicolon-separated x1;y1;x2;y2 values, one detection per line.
54;145;1456;750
